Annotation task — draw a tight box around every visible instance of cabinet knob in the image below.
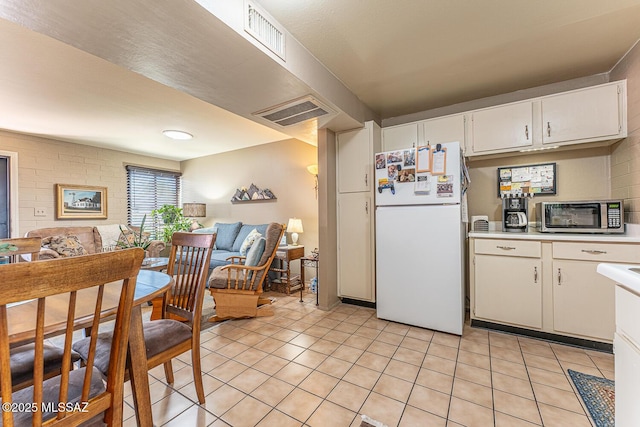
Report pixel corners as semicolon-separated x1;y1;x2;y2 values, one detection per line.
534;266;538;283
525;125;529;140
496;245;516;250
557;268;562;286
547;122;551;137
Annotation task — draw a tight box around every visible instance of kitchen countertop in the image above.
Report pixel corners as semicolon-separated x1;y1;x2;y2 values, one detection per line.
597;263;640;295
469;229;640;243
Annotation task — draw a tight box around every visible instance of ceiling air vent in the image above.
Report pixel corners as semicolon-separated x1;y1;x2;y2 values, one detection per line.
244;0;285;60
255;96;334;127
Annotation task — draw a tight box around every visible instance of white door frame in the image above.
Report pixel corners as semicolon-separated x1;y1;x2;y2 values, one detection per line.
0;150;19;237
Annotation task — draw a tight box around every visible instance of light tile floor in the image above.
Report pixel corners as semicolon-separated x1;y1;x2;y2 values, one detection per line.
123;291;614;427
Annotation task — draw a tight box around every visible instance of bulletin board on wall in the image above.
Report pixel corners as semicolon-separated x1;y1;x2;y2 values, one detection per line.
497;162;556;197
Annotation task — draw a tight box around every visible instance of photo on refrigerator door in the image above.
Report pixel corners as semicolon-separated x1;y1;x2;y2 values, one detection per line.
403;149;415;167
437;175;454;197
375;153;386;169
398;168;415;183
387;164;398;181
387;151;402;163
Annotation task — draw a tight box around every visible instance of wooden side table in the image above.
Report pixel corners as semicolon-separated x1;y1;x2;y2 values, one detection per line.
270;245;304;294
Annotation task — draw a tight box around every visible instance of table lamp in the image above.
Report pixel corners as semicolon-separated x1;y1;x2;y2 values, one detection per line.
287;218;303;245
183;203;206;231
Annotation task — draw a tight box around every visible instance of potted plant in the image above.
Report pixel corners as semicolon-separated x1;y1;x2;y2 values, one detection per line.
151;205;192;243
117;214;151;250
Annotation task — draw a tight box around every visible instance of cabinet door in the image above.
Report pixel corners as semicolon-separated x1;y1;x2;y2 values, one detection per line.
542;83;622;145
337;126;372;193
337;192;374;301
382;123;418;151
474;254;542;328
614;333;640;427
552;260;615;341
422;114;465;146
471;101;533;153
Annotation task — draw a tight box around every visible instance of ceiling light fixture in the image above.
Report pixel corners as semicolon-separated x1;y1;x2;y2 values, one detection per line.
162;130;193;140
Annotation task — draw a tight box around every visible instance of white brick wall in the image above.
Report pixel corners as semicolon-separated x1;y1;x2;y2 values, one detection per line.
611;41;640;224
0;130;179;236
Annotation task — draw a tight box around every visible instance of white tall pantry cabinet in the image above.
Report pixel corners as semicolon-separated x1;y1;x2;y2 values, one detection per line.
336;121;381;302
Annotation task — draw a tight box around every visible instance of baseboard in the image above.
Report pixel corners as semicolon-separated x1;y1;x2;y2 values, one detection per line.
340;298;376;309
471;319;613;353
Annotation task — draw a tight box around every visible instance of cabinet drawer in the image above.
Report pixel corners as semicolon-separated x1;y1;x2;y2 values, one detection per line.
616;286;640;345
553;242;640;263
474;239;540;257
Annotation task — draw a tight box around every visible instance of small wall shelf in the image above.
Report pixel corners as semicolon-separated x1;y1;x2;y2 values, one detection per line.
231;198;277;204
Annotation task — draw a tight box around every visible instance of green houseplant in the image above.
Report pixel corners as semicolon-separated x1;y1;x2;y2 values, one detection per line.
151;205;192;243
117;214;151;249
0;243;17;253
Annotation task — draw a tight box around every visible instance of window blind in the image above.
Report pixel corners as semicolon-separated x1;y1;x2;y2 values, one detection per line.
126;165;181;239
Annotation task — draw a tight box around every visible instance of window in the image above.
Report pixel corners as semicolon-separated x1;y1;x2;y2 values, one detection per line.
126;165;181;239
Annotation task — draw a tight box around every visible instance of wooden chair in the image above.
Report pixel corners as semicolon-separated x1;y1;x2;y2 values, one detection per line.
73;232;215;404
0;248;144;427
208;222;285;321
0;237;83;392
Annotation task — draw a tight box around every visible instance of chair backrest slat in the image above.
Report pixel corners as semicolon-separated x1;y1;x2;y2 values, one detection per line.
166;232;215;327
0;248;144;427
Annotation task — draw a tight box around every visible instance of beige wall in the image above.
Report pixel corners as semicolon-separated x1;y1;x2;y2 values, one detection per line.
0;130;179;236
467;147;611;223
611;41;640;224
181;138;319;259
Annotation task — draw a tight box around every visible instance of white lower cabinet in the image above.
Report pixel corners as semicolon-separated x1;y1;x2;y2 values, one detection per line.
614;285;640;426
552;260;615;341
475;254;542;328
471;237;638;344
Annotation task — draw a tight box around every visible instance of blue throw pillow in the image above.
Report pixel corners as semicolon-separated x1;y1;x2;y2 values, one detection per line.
213;222;242;251
245;237;266;280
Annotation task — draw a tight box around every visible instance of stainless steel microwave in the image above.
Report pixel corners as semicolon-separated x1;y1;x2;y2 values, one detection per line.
536;200;624;233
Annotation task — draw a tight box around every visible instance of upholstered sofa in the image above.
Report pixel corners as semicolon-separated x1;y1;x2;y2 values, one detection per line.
25;225;165;260
193;222;275;271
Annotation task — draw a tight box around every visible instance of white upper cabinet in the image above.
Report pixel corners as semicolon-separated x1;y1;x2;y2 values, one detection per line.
337;121;380;193
470;101;534;154
423;114;466;148
541;81;626;146
381;122;418;151
383;114;467;152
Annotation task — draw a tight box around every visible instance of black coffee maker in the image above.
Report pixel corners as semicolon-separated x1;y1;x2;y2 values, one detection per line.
502;195;529;233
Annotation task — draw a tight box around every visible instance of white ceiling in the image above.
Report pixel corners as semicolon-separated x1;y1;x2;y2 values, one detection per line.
0;0;639;161
258;0;640;118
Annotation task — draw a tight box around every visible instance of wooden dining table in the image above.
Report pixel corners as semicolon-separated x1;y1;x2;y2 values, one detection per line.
6;269;173;427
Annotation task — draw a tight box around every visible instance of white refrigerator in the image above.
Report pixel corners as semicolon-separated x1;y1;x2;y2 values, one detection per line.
375;141;466;335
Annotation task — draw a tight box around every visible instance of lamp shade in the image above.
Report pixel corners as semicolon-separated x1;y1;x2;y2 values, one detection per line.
183;203;206;217
306;164;318;175
286;218;303;233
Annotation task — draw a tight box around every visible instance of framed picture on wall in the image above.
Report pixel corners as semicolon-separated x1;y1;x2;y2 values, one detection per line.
56;184;108;219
